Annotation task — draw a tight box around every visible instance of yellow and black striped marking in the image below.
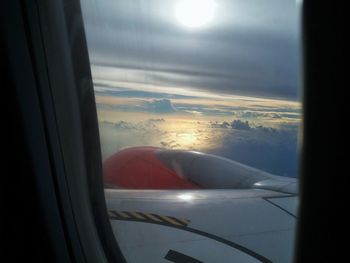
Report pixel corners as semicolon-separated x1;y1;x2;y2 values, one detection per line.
109;210;190;228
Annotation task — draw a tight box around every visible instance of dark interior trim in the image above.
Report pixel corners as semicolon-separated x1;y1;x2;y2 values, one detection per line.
296;1;346;262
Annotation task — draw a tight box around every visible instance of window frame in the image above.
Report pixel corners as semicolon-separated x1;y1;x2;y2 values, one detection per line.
15;0;126;262
3;0;342;261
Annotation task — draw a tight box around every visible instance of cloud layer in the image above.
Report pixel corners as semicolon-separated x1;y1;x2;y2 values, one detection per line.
81;0;301;178
82;0;301;100
99;117;300;177
144;99;177;113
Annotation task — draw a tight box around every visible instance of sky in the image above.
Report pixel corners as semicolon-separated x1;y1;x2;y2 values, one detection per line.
81;0;302;178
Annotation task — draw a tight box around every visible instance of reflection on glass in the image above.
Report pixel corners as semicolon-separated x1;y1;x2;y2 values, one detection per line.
82;0;301;179
81;0;301;262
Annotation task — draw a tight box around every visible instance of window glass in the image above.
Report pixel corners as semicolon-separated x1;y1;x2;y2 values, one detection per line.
81;1;301;262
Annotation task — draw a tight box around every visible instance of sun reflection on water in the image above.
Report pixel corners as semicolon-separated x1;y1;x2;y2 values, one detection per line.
177;132;198;145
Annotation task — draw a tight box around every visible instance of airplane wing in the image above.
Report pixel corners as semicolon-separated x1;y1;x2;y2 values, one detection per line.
104;147;298;263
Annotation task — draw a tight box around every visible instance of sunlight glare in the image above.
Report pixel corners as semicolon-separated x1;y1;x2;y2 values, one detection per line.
177;132;197;145
175;0;216;28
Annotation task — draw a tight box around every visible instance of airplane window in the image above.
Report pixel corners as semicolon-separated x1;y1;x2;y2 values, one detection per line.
81;0;301;262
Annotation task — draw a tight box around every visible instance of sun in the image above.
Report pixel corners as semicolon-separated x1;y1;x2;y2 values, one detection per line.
175;0;216;28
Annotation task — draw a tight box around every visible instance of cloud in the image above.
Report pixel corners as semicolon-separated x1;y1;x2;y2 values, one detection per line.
231;120;251;130
209;121;231;129
85;0;302;179
143;99;177;113
160;140;180;148
94;82;198;100
114;121;136;130
99;116;300;177
210;120;251;130
235;111;282;119
96;97;179;114
255;125;278;133
113;120;161;131
98;119;165;160
81;0;301;100
208;120;299;177
209;119;298;133
206;119;300;177
148;118;165;122
209;120;261;130
212;129;299;177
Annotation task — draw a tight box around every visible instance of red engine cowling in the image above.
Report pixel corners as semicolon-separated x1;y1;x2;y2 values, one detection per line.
103;146;199;189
